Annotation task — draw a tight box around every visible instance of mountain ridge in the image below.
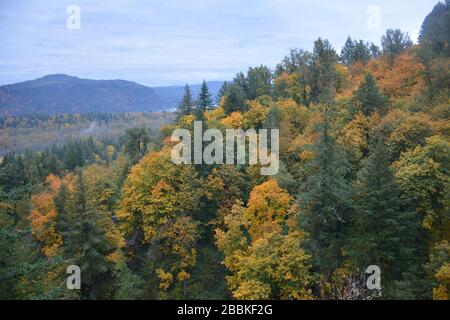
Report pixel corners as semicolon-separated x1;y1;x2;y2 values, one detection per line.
0;74;224;116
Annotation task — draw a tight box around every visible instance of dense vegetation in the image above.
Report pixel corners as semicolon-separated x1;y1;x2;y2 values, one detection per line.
0;2;449;300
0;112;174;155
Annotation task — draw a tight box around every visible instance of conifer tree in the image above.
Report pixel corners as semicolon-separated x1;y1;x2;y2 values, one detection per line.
347;139;426;298
340;36;355;66
354;73;388;116
381;29;413;63
177;83;194;119
300;101;353;278
61;173;116;299
195;80;213;119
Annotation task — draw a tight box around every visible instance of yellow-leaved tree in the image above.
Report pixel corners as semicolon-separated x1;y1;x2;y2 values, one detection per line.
29;174;63;257
116;147;203;294
216;179;314;299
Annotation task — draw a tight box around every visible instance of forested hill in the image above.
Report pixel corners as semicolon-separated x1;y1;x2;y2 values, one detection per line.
0;74;223;116
1;1;449;301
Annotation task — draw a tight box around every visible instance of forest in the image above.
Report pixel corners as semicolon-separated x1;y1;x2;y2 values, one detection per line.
0;1;449;300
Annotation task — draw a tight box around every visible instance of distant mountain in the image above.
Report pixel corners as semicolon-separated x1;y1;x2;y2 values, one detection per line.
0;74;224;116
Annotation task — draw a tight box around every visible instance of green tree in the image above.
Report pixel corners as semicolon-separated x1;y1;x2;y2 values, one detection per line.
354;73;388;116
177;83;194;119
311;38;339;102
0;154;27;192
221;83;247;115
394;135;450;243
419;0;450;57
300;102;353;279
381;29;413;63
246;65;273;99
122;127;151;165
60;173;117;299
347;139;426;299
275;49;314;106
195;80;213;119
340;37;372;66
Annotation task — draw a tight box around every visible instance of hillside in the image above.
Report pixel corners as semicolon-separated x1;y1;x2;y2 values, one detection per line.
0;75;223;116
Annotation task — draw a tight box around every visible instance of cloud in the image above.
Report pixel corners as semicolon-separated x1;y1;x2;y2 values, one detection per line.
0;0;438;86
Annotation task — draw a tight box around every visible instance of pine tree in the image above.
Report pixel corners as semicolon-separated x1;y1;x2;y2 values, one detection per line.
61;173;116;299
419;0;450;57
300;101;353;278
311;38;339;102
341;36;356;66
354;73;388;116
177;83;194;119
381;29;413;64
122;127;150;165
347;139;426;298
195;80;213;119
221;84;247;115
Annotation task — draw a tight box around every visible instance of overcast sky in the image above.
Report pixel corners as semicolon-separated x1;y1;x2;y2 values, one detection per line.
0;0;439;86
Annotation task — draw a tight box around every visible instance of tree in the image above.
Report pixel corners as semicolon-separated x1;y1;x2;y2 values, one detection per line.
29;175;63;257
276;49;314;106
341;36;356;66
311;38;339;102
417;1;450;99
381;29;413;63
0;193;38;299
386;113;435;160
347;139;425;299
221;83;247;115
216;180;314;299
59;172;120;299
246;65;272;99
340;37;372;66
419;0;450;57
122;127;151;165
299;102;353;280
195;80;213;119
394;135;450;243
354;73;388;116
0;154;27;192
116;148;204;296
427;240;450;300
177;84;194;119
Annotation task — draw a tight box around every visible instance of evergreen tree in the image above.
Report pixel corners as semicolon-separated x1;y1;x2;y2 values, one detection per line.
61;173;116;299
341;36;373;66
195;80;213;119
221;83;247;115
122;127;151;165
419;0;450;57
276;49;314;106
340;36;356;66
354;40;371;64
177;83;194;119
347;139;426;299
300;102;353;279
381;29;413;63
354;73;388;116
246;65;272;99
311;38;339;102
369;43;381;58
0;154;27;192
216;81;229;104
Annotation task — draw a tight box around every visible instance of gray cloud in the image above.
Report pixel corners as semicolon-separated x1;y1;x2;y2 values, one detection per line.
0;0;438;86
